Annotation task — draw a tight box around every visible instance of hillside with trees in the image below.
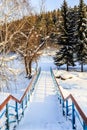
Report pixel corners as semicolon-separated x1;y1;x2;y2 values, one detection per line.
0;0;87;91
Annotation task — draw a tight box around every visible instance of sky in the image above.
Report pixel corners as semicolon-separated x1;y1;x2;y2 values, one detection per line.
31;0;87;12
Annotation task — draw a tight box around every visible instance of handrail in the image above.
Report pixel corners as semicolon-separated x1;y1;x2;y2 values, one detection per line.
0;67;41;110
50;68;87;130
0;73;35;111
0;67;41;129
58;86;87;123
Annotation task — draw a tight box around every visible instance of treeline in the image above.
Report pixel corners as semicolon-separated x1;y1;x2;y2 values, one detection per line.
0;4;61;77
0;8;61;77
0;0;87;76
54;0;87;72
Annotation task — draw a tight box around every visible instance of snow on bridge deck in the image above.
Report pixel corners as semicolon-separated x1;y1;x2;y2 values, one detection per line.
16;71;72;130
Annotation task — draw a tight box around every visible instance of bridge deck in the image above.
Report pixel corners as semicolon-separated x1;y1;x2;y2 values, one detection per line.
16;71;71;130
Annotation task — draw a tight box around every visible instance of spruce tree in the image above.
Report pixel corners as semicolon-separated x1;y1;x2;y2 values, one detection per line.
67;9;78;62
54;0;76;71
77;0;87;72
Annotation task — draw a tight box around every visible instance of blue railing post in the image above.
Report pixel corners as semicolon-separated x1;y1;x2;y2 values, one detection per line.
62;99;65;116
66;100;68;118
57;92;60;100
83;122;87;130
6;103;9;130
72;102;75;129
28;91;30;101
25;94;28;107
22;101;24;116
0;68;41;130
59;96;61;104
15;102;19;121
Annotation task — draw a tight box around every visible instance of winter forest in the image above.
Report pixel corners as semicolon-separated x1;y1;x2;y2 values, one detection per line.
0;0;87;129
54;0;87;72
0;0;86;84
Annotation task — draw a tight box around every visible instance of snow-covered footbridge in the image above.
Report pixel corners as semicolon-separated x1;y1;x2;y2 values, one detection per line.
0;68;87;130
16;70;72;130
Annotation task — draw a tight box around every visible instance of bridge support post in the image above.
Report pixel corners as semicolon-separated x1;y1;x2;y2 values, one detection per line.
72;102;75;129
6;103;9;130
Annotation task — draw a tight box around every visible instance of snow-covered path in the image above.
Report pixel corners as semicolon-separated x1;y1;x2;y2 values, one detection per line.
16;71;72;130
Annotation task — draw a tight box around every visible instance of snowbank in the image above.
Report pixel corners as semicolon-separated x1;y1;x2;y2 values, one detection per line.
53;69;87;115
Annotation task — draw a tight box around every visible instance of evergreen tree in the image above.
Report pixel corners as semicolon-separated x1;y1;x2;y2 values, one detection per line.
54;0;76;71
67;9;78;61
50;9;61;43
77;0;87;72
83;6;87;44
59;0;68;46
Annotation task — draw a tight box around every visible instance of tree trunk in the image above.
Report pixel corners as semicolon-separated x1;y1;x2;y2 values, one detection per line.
28;59;32;79
81;61;83;72
80;56;83;72
24;56;28;76
66;63;69;71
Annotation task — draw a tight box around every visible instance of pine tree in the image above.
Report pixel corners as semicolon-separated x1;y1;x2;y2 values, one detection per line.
77;0;87;72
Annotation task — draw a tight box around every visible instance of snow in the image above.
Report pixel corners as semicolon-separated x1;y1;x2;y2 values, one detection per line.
0;92;10;104
0;53;30;98
58;85;70;98
33;52;56;71
53;69;87;116
16;71;72;130
0;50;87;130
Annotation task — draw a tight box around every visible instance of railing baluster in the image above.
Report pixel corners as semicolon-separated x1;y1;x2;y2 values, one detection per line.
62;99;65;116
6;103;9;130
57;91;60;100
22;100;24;116
25;94;28;107
50;67;87;130
72;102;75;129
0;68;41;129
28;91;30;101
66;100;68;119
15;101;19;121
83;121;87;130
59;95;61;104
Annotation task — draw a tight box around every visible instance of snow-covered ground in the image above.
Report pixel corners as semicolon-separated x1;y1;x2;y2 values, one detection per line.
0;49;87;130
53;69;87;116
0;54;30;98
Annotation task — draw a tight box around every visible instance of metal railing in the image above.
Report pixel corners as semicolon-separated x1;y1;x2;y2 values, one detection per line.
0;68;41;130
50;68;87;130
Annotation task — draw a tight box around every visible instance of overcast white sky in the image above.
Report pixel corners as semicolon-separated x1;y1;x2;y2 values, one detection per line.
31;0;87;12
